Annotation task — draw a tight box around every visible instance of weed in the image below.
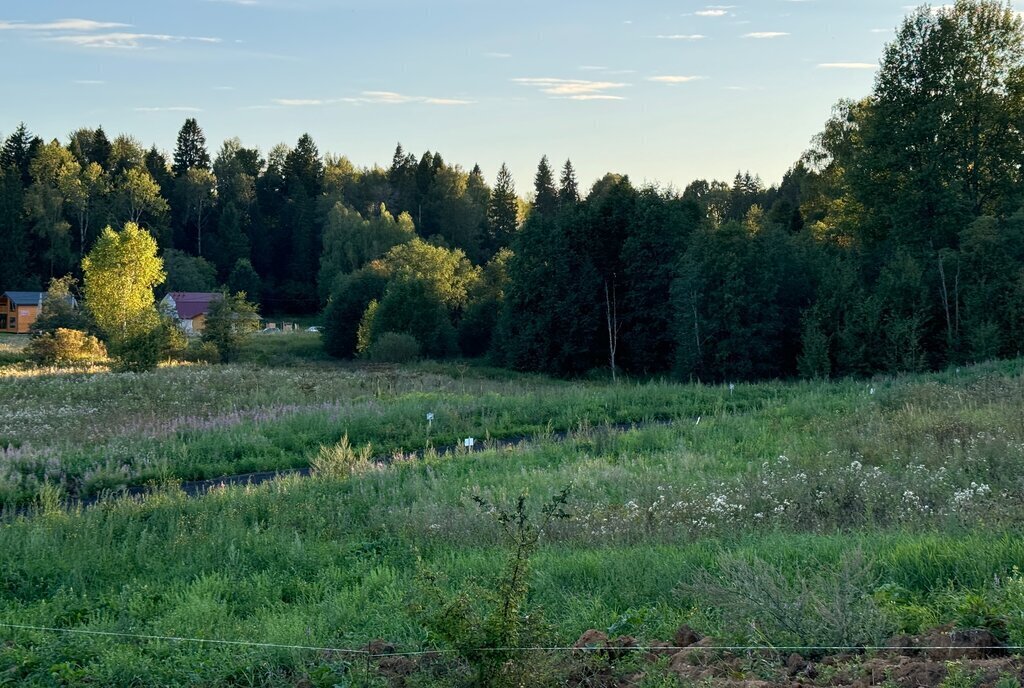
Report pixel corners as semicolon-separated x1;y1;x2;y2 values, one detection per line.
412;487;571;686
311;435;373;479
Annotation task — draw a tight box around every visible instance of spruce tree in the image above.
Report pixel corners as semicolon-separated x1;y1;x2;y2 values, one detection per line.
559;159;579;206
172;118;211;177
485;163;517;258
533;155;558;218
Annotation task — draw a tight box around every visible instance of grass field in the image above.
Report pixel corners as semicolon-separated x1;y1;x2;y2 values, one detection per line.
2;336;1024;686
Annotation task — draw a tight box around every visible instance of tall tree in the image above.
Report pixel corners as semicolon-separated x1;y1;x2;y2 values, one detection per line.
82;222;166;342
559;159;579;206
1;123;43;187
24;139;80;277
172;118;212;176
855;0;1024;251
484;163;517;258
533;155;558;218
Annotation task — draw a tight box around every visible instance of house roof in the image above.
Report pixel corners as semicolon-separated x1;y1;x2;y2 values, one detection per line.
165;292;223;320
3;291;46;307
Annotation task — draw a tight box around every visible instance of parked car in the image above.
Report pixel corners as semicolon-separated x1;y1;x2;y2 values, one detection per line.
306;326;321;333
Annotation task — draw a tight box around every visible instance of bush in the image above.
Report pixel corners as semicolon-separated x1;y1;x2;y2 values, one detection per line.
26;328;106;366
183;340;222;364
111;327;163;372
679;549;892;650
366;331;420;363
202;292;260;363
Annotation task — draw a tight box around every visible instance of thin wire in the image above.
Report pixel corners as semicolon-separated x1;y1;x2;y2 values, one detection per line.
0;623;366;655
4;623;1022;657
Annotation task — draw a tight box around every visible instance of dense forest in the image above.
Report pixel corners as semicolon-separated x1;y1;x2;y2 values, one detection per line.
3;0;1024;381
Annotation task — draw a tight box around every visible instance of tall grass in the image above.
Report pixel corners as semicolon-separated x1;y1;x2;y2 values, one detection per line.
3;352;1024;685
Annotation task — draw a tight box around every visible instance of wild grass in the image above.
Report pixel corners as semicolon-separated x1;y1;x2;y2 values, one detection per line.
2;340;1024;685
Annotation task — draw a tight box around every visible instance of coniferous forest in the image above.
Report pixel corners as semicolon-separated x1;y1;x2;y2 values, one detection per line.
3;1;1024;381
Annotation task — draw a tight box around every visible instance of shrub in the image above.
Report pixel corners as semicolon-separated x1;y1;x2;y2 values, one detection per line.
111;326;163;372
27;328;106;366
412;488;571;686
183;340;221;364
367;331;420;363
679;549;892;650
202;292;260;363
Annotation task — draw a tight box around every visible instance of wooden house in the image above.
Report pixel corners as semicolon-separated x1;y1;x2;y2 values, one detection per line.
1;292;46;334
1;291;80;334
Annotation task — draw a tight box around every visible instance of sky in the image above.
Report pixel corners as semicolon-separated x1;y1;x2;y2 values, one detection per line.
1;0;1018;192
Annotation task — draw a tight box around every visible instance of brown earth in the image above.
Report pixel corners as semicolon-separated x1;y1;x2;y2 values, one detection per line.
362;626;1023;687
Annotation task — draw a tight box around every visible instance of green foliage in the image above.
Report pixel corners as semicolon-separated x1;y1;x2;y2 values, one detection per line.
370;279;458;359
162;248;217;293
379;238;480;311
939;662;986;688
322;267;387;359
355;299;378;356
108;315;183;371
798;308;831;379
201;292;260;363
226;258;262;301
318;203;415;300
413;488;571;685
366;331;420;363
82;222;166;343
31;275;91;335
680;549;892;649
26;328;106;366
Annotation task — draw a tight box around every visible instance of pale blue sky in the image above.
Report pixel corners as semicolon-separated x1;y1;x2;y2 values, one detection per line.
1;1;1012;192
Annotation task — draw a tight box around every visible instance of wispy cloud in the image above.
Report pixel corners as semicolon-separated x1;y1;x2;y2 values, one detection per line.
273;98;325;106
51;33;221;49
0;18;128;31
135;106;203;112
744;31;790;38
273;91;473;107
513;77;629;99
695;9;729;16
483;51;511;58
818;62;875;70
647;75;707;83
73;79;105;85
657;34;706;40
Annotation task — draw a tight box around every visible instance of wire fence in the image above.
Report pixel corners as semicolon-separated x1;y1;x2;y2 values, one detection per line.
4;620;1023;679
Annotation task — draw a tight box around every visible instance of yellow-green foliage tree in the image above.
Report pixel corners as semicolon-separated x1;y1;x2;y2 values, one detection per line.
82;222;166;343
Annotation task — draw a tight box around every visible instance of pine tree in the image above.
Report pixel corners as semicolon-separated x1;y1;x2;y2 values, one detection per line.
533;155;558;218
172;118;211;177
484;163;517;258
1;123;43;186
559;159;579;206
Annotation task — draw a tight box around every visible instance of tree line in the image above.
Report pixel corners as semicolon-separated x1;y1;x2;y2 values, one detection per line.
3;0;1023;380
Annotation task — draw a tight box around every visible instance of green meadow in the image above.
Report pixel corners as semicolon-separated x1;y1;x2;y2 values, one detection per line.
2;336;1024;685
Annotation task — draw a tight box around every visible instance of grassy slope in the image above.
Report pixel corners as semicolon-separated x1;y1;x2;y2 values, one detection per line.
2;340;1024;685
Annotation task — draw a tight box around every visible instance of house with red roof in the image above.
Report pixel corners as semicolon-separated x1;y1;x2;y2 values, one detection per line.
159;292;223;334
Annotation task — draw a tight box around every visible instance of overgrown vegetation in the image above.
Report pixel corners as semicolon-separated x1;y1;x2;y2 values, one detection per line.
1;354;1024;684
